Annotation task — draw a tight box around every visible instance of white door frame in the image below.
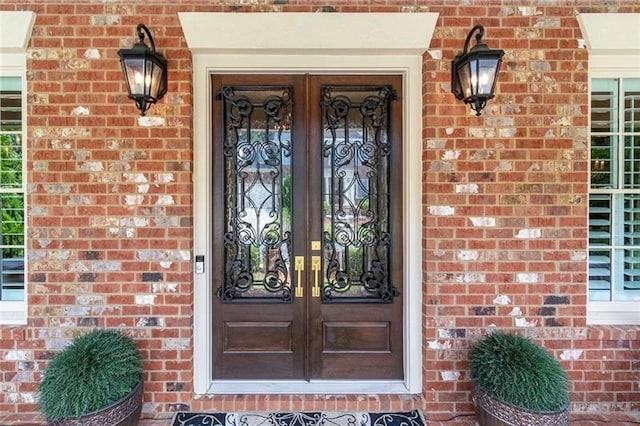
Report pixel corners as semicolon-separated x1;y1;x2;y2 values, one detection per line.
179;12;438;395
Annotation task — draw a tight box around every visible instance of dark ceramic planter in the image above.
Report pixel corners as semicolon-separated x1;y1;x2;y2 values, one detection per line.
472;383;569;426
47;380;143;426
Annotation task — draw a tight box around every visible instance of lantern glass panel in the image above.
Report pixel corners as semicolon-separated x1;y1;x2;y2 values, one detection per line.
149;61;163;98
457;64;472;99
477;58;499;96
124;58;147;96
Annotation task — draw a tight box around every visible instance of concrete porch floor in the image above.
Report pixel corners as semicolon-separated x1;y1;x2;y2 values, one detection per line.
137;413;640;425
2;412;639;425
135;412;640;425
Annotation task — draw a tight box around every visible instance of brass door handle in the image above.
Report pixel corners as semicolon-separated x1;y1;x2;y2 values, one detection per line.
294;256;304;297
311;256;321;297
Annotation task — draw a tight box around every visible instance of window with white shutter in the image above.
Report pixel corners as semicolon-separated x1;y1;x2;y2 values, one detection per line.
589;78;640;303
0;76;25;304
0;11;35;324
579;12;640;324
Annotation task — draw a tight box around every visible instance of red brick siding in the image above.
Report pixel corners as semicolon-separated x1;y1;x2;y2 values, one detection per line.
0;1;638;422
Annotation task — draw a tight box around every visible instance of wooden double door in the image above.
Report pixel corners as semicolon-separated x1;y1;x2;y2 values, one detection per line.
211;74;403;381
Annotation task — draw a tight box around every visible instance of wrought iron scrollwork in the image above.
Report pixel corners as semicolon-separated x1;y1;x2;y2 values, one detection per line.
217;86;293;302
321;85;399;303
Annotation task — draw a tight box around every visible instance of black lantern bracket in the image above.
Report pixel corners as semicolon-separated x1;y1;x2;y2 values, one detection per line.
451;25;504;116
118;23;168;116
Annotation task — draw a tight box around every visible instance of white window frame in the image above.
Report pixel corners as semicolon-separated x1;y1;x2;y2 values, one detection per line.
579;13;640;324
0;11;35;325
179;12;438;395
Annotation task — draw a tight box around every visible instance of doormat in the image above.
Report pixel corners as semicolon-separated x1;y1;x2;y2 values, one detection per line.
171;410;425;426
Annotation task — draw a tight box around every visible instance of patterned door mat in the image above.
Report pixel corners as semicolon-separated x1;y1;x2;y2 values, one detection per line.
172;410;426;426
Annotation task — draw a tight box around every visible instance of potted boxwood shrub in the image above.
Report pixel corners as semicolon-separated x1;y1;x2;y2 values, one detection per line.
39;329;144;426
469;331;570;426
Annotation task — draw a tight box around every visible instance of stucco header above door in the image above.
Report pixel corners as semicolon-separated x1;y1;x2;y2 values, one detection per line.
178;12;438;56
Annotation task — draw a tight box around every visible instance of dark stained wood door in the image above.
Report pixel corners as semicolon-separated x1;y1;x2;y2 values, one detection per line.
211;74;403;381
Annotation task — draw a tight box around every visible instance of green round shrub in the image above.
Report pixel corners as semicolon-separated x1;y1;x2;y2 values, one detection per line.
39;329;143;421
470;332;569;412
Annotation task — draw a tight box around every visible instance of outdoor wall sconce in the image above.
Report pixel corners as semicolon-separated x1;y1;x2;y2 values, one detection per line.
118;23;167;116
451;25;504;116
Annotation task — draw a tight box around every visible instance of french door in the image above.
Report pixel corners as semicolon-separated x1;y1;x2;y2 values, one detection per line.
211;74;403;381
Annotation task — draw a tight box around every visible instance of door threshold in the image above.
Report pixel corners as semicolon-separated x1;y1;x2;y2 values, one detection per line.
206;380;410;395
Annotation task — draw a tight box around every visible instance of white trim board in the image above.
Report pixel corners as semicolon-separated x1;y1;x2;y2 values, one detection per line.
179;11;438;395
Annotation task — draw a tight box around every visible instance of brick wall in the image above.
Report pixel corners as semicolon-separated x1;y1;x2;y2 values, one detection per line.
0;1;638;422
